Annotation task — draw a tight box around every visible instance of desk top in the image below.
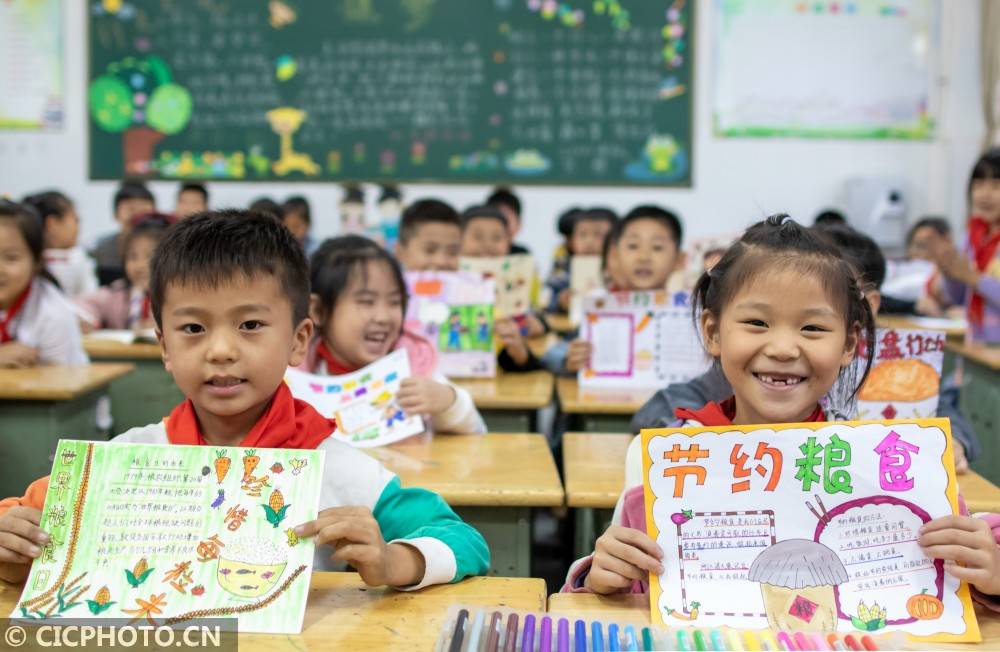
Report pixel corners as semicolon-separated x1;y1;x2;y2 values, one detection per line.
454;370;554;410
0;572;546;650
563;432;630;508
546;593;1000;650
877;314;966;339
961;471;1000;514
0;363;135;400
83;338;163;360
945;340;1000;371
556;377;655;415
367;433;564;507
546;312;575;335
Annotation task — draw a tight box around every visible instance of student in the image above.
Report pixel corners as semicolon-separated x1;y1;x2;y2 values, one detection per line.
92;180;156;286
249;196;281;218
0;211;489;587
281;196;317;256
903;217;959;317
924;149;1000;342
813;208;847;227
76;216;170;332
394;198;461;272
301;235;486;435
486;187;530;255
545;207;583;307
0;200;87;368
23;190;98;299
546;207;617;313
175;182;209;219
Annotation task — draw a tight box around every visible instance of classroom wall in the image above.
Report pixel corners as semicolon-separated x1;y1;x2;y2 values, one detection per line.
0;1;985;275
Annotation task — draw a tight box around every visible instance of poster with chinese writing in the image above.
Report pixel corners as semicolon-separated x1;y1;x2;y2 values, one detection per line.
0;0;63;130
579;291;711;389
642;419;980;643
12;440;325;634
404;271;496;378
459;254;534;318
284;350;425;448
568;255;603;325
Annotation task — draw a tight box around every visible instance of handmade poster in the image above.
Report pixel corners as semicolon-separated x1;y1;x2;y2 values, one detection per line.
404;271;496;378
642;419;980;643
459;255;534;318
284;350;424;448
568;256;603;325
0;0;63;129
12;440;325;634
579;291;710;389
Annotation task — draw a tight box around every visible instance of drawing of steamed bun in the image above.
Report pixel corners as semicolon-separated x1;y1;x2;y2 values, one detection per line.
217;537;288;598
856;359;939;419
748;539;848;632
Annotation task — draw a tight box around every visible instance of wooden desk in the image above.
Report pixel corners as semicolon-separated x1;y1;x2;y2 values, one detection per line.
455;370;554;432
547;592;1000;650
83;336;184;434
946;341;1000;485
556;376;655;433
0;363;134;497
0;572;545;650
961;471;1000;514
546;312;575;335
368;433;564;577
563;432;631;559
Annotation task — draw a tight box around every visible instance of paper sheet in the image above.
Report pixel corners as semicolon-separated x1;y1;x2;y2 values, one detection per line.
459;255;535;318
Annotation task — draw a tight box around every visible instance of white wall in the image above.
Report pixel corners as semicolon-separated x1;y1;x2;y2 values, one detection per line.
0;1;985;275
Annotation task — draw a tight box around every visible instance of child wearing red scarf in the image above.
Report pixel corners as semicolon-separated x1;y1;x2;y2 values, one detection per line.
0;212;488;589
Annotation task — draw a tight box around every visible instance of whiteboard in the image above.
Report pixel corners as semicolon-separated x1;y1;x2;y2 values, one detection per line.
713;0;937;139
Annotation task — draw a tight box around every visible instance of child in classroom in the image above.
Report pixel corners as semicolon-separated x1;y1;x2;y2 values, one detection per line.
22;190;98;299
0;200;88;368
921;148;1000;342
544;206;583;309
174;181;209;219
393;198;462;272
545;207;618;313
76;215;170;332
0;211;489;588
566;216;1000;605
900;216;962;317
300;235;486;435
486;186;530;256
249;196;281;218
91;180;156;286
281;195;318;256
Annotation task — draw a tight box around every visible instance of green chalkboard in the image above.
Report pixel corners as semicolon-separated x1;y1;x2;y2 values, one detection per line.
88;0;693;185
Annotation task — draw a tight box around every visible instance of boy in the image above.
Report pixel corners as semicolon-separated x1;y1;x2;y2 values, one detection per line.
0;211;489;588
546;208;617;313
395;198;462;272
281;195;317;255
175;182;209;219
486;187;530;256
92;180;156;285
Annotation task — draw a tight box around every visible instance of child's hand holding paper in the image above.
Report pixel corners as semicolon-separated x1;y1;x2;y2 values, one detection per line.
496;318;530;365
397;376;456;417
919;515;1000;596
0;506;47;568
584;525;664;594
566;339;592;373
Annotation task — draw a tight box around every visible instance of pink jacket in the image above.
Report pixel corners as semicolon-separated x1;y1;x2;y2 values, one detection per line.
75;280;135;330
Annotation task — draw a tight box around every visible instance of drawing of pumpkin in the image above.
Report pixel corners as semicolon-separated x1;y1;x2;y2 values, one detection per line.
906;589;944;620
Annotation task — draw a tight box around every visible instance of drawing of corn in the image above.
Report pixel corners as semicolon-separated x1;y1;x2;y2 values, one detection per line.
262;489;290;528
87;586;116;614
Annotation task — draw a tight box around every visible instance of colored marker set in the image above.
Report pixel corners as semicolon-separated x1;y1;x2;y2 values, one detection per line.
435;607;903;651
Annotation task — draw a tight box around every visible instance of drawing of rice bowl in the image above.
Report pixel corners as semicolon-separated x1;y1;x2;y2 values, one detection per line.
217;538;287;598
856;359;940;419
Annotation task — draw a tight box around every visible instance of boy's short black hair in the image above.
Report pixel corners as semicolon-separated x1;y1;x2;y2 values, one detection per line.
178;182;208;202
399;199;459;244
486;187;521;217
576;207;618;231
282;195;312;224
114;180;155;211
557;207;583;238
460;205;508;231
906;216;951;245
814;223;887;291
814;209;848;227
619;204;684;247
149;210;310;328
249;197;281;218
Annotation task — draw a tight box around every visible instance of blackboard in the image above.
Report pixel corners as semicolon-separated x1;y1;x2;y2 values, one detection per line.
88;0;694;185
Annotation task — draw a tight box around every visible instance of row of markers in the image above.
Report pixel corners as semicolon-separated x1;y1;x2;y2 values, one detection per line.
441;609;887;651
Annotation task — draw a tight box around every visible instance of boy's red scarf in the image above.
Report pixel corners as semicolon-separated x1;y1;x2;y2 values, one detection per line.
967;216;1000;326
164;384;335;449
0;285;31;344
675;396;826;425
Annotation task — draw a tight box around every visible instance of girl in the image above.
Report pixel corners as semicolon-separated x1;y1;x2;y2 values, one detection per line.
22;191;98;299
300;235;486;435
0;200;87;367
566;216;1000;605
76;215;169;332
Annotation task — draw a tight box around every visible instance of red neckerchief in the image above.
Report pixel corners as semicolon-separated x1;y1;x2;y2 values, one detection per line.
0;284;31;344
141;294;151;321
316;339;356;375
967;216;1000;326
675;396;826;426
164;383;335;449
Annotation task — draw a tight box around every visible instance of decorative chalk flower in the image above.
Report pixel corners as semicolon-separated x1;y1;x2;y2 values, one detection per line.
262;489;290;528
125;557;154;588
86;586;116;615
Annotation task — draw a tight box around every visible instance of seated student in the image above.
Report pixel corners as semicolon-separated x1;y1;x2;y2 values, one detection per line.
546;207;617;314
76;215;170;332
23;190;97;299
300;235;485;435
249;196;281;218
395;198;462;272
486;187;530;256
903;216;962;317
566;216;1000;606
545;207;583;308
282;195;318;256
92;180;156;286
0;211;489;587
175;182;209;219
0;200;87;368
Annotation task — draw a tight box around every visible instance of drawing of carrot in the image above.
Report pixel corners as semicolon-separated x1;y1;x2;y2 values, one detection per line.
666;601;700;621
214;450;231;484
242;449;260;481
